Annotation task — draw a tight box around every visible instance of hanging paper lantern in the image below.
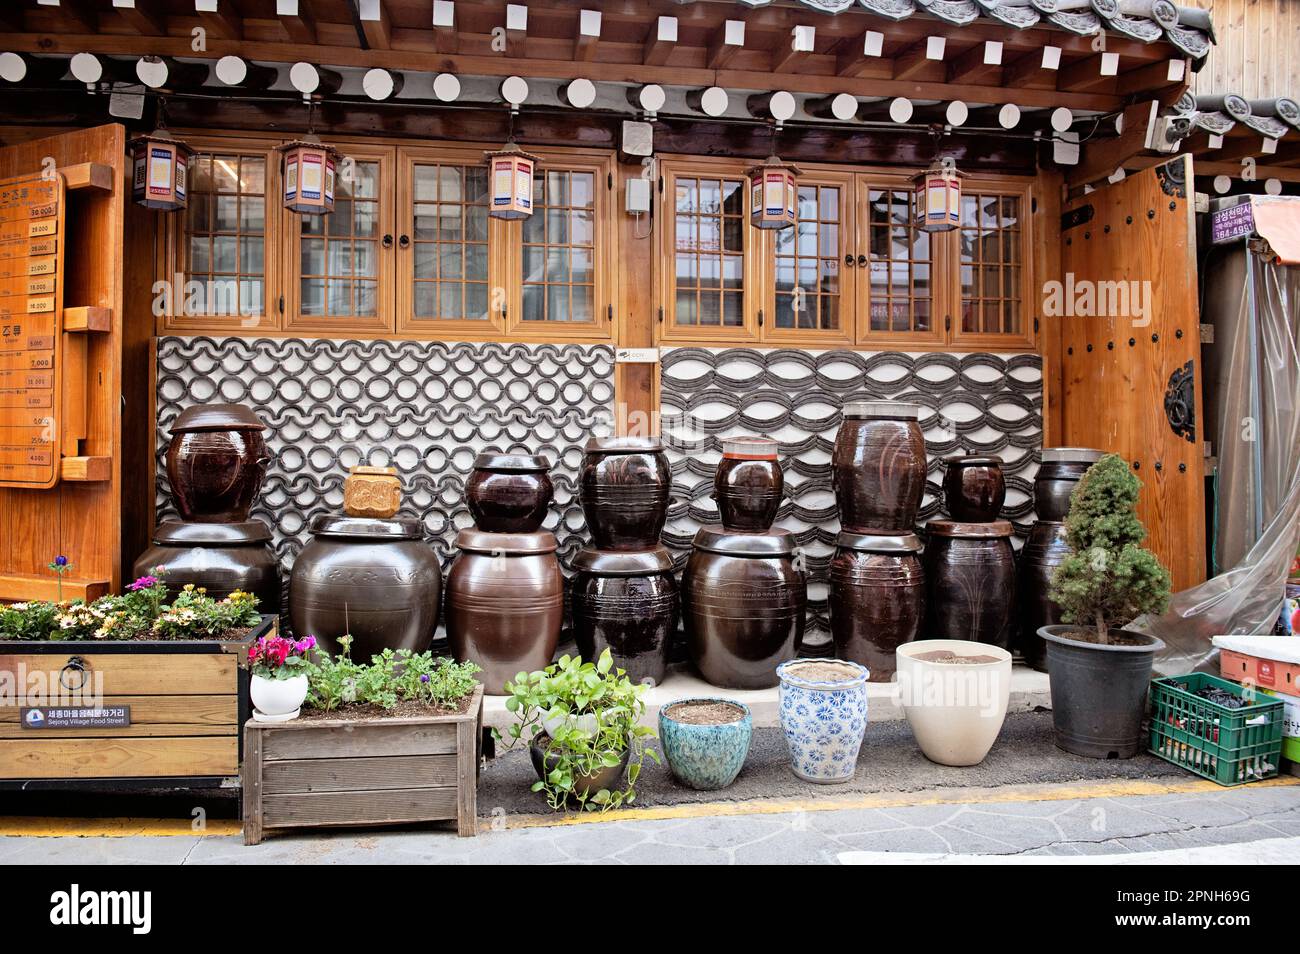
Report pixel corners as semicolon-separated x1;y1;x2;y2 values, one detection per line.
914;160;963;233
128;132;193;212
279;138;341;215
485;144;540;220
747;157;799;230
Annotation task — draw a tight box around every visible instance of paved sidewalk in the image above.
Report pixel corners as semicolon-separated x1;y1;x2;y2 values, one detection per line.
1;779;1296;864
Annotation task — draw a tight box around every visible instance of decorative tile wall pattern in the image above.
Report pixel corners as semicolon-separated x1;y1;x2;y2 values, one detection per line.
660;347;1044;656
154;336;616;573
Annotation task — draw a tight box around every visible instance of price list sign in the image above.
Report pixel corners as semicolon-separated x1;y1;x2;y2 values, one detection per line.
0;171;64;488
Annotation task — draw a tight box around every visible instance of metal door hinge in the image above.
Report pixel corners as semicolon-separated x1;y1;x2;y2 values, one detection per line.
758;309;764;327
607;303;613;320
278;296;284;314
657;306;664;324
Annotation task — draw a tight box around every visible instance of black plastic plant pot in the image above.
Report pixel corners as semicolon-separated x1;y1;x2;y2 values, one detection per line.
1039;625;1165;759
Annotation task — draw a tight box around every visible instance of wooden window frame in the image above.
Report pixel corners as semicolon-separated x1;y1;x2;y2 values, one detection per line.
160;135;284;334
284;144;395;337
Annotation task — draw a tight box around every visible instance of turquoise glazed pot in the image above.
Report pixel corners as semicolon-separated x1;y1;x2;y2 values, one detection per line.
658;698;753;791
777;659;869;784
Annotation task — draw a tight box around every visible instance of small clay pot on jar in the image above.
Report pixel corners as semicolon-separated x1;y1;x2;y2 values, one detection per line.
942;455;1007;522
465;454;553;533
683;527;806;690
827;532;924;681
445;529;564;695
923;519;1017;649
165;403;270;523
831;401;928;534
570;546;679;686
580;437;672;550
1034;447;1103;521
713;437;783;533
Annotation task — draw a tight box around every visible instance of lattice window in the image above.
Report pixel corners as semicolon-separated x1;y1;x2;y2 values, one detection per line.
672;176;745;328
960;192;1022;336
521;168;598;323
774;183;844;331
411;162;490;321
184;153;266;319
866;187;932;334
299;160;381;318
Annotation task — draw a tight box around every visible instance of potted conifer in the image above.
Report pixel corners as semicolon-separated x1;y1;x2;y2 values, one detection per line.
1039;454;1172;759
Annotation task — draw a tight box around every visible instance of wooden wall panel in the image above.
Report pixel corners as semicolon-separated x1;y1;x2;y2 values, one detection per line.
1060;156;1207;591
1192;0;1300;99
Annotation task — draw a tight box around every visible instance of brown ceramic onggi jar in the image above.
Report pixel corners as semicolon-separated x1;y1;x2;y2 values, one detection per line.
923;519;1017;649
570;546;679;686
683;527;806;690
580;437;672;550
713;437;783;532
166;403;270;523
832;401;928;534
290;515;442;662
445;529;564;695
465;453;553;533
827;532;924;681
1034;447;1103;521
133;520;281;611
942;455;1006;522
1017;520;1070;672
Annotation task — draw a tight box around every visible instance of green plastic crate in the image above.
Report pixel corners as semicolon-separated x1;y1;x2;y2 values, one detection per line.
1149;673;1283;786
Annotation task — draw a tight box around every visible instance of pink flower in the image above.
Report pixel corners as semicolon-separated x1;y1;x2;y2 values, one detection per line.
128;575;160;591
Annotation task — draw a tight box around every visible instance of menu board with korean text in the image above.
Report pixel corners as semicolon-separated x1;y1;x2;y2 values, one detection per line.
0;171;64;489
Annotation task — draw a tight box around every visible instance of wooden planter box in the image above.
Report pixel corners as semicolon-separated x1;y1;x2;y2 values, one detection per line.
241;685;484;844
0;615;275;787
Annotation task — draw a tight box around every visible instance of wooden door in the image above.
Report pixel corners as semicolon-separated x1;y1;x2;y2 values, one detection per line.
1059;155;1206;591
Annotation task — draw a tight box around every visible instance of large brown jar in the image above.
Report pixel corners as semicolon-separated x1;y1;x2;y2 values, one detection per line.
713;437;783;532
289;515;441;662
827;532;924;681
923;519;1017;649
445;529;563;695
166;403;270;522
683;527;806;690
570;546;679;686
465;453;553;533
1034;447;1103;521
580;437;672;550
1017;521;1071;672
832;401;928;534
942;455;1006;522
133;520;280;611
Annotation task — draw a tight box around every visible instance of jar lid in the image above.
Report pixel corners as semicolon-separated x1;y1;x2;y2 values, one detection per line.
170;403;266;433
584;436;664;454
1040;447;1104;465
472;453;552;472
153;519;272;545
455;528;558;555
570;545;676;575
926;519;1014;539
692;526;797;556
835;531;922;553
842;401;921;420
942;454;1003;467
721;436;778;460
310;514;424;541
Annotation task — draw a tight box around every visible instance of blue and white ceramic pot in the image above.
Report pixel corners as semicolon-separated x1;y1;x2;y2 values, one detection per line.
658;698;752;791
777;659;869;784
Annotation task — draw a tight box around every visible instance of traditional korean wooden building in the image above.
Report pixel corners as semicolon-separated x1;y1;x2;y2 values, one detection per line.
0;0;1223;654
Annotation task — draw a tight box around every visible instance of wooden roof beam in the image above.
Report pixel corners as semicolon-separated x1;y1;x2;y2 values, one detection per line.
1066;100;1159;188
275;0;316;45
836;29;885;78
575;9;601;63
893;36;946;82
111;0;167;36
1114;58;1188;103
770;24;815;74
643;15;676;67
1058;51;1120;93
194;0;243;41
947;40;1002;85
505;3;528;58
1002;45;1062;88
707;19;746;70
432;0;459;55
1208;134;1284;164
41;0;98;34
357;0;391;51
1196;161;1300;184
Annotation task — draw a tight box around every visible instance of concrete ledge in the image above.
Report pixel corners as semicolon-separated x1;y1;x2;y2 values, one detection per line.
481;663;1051;735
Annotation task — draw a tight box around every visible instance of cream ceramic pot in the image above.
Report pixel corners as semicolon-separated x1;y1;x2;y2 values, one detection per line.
895;639;1012;767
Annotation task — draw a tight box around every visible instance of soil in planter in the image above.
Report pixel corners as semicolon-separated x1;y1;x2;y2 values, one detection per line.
784;661;862;682
1053;628;1153;648
664;701;746;725
913;649;1002;665
296;694;475;722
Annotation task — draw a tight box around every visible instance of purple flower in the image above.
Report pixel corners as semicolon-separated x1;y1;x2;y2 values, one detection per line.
420;674;430;684
295;636;316;652
128;575;159;591
53;556;68;567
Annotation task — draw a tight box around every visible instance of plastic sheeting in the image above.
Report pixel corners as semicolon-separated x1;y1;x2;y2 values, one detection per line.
1136;246;1300;674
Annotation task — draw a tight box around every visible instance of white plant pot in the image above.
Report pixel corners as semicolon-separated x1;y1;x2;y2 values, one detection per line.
251;673;309;723
896;640;1012;767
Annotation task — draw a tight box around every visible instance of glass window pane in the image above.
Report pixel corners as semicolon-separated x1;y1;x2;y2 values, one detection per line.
523;283;544;323
415;282;437;317
327;279;351;315
465;283;489;320
356;281;377;317
240;158;266;194
547;284;569;322
301;278;325;316
415;244;436;279
571;285;593;323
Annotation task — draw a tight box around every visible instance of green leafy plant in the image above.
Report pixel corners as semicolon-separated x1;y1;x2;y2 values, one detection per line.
494;649;658;813
149;585;261;639
303;634;481;713
1049;453;1173;644
0;601;59;640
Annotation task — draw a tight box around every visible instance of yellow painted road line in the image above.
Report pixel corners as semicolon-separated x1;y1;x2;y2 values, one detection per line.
0;817;241;838
490;775;1300;833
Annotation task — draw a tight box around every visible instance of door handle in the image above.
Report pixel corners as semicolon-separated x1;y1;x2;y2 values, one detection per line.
382;233;393;248
857;254;867;267
844;254;855;267
398;234;410;249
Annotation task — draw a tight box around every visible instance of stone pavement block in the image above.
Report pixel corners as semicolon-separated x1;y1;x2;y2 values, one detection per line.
613;840;731;865
805;806;904;837
548;823;652;862
0;834;201;865
1052;798;1172;841
937;809;1066;850
729;826;843;864
650;813;789;851
928;823;1024;854
831;826;953;855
